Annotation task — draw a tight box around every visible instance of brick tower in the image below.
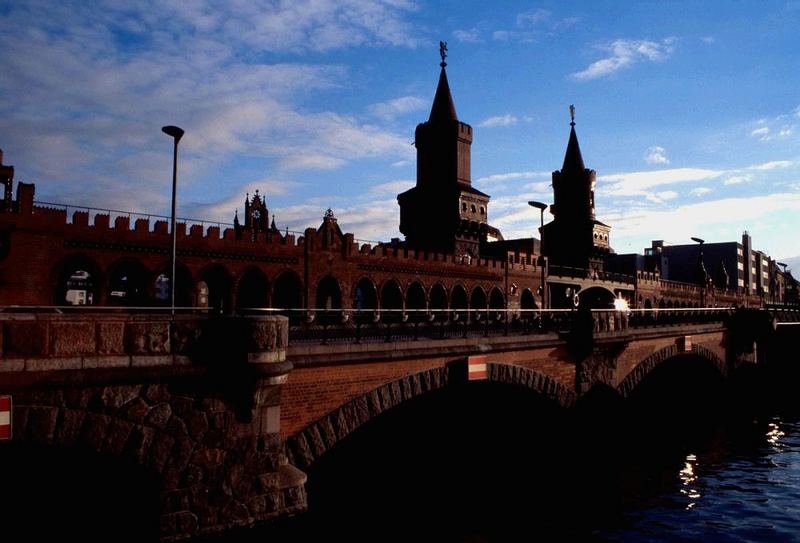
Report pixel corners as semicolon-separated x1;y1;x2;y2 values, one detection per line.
397;43;490;257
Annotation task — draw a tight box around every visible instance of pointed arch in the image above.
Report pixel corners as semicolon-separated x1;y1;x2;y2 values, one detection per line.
53;254;103;306
273;269;303;321
429;283;448;321
106;258;149;306
406;281;427;322
236;267;269;310
380;279;403;322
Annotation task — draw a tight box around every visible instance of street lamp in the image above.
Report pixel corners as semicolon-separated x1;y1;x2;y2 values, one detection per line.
691;237;706;307
162;125;184;313
528;201;548;309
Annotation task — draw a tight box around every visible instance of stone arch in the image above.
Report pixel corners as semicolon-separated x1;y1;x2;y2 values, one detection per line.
198;264;234;314
315;275;343;324
450;284;468;323
273;269;303;321
520;288;538;312
235;266;270;310
353;276;377;312
53;253;103;305
470;285;487;322
617;344;727;398
489;287;504;321
152;262;193;308
7;387;200;539
487;363;576;408
576;285;615;309
405;281;427;322
429;283;448;321
106;257;150;306
285;366;449;470
380;279;403;322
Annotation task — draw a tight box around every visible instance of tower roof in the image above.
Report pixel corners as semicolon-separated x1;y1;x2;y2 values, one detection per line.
429;66;458;124
561;124;585;172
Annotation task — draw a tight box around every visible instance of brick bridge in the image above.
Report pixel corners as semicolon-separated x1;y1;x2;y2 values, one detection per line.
0;307;796;540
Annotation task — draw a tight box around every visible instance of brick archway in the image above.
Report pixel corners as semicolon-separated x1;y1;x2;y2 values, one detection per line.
487;363;576;408
617;344;727;398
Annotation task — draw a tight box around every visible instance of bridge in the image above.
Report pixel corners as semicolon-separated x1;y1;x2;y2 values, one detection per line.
0;306;797;540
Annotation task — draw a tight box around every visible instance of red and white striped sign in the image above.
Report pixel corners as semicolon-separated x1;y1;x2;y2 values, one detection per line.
0;395;11;440
468;355;487;381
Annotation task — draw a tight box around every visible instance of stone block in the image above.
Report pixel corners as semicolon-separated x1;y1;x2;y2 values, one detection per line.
146;403;172;429
126;322;171;355
82;413;112;451
55;408;85;446
0;358;25;372
123;425;156;464
123;397;150;423
167;415;189;438
170;395;195;418
172;436;197;473
186;411;209;440
26;406;58;444
144;383;171;404
191;448;227;468
4;321;48;356
82;355;130;369
173;355;192;366
132;355;173;367
100;385;141;410
49;322;95;356
97;321;125;354
146;433;176;473
104;418;134;456
25;357;82;371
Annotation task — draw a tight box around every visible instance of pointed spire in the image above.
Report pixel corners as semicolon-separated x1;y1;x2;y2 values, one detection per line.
561;105;585;172
429;42;458;124
271;216;278;232
234;208;240;227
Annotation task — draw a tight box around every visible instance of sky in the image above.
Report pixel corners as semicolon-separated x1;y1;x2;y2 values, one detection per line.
1;0;799;268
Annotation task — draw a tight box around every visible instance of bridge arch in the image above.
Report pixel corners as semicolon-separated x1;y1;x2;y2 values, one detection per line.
576;285;615;309
486;363;576;408
273;269;303;319
429;283;448;320
353;276;378;313
617;344;727;398
285;363;575;472
198;264;234;314
405;281;427;322
286;367;449;470
450;284;468;313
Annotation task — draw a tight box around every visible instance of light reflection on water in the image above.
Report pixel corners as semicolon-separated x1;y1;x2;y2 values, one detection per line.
603;417;800;542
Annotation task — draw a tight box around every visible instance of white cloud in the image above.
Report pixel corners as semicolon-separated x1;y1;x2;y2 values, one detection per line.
724;174;753;185
0;0;420;215
369;179;415;195
368;96;428;120
600;168;725;196
571;38;677;81
391;160;412;167
644;146;670;165
751;127;770;140
478;114;518;128
750;160;793;170
646;190;679;202
690;187;712;197
453;28;482;43
475;171;551;184
701;36;715;44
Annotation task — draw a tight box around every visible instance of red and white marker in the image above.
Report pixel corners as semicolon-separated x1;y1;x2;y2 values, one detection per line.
467;355;487;381
0;395;11;440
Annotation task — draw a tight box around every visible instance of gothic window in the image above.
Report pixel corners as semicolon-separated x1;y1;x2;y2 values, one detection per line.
470;204;476;213
480;206;485;215
461;202;467;212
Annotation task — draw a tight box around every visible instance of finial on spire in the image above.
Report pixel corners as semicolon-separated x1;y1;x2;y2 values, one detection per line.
569;104;576;127
439;41;448;68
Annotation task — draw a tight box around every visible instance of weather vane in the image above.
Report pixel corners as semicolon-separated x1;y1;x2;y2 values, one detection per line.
569;104;576;126
439;41;448;67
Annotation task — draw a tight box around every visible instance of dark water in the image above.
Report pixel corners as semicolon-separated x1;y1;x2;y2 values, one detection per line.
602;417;800;542
276;365;800;543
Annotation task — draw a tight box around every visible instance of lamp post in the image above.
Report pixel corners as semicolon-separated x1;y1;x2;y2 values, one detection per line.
691;236;705;307
162;125;184;314
528;201;548;309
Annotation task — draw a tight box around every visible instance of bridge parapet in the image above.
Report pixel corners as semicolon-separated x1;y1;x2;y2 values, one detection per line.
0;313;288;375
0;312;301;541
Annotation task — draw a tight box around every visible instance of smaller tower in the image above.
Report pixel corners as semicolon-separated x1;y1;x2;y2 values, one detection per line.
241;190;269;240
541;107;611;270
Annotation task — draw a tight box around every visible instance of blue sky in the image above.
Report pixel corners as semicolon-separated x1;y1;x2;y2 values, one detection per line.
1;1;799;266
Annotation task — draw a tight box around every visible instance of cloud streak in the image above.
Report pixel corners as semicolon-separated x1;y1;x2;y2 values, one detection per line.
571;38;677;80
